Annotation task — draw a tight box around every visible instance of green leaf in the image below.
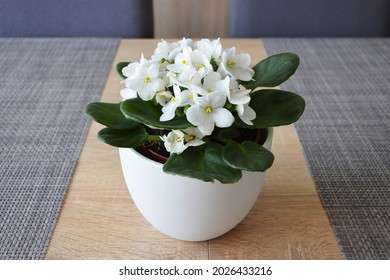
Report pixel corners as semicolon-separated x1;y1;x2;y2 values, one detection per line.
212;128;240;143
121;97;192;129
222;141;274;172
97;125;148;148
236;89;305;128
241;53;299;89
116;62;130;79
85;102;139;130
163;142;242;184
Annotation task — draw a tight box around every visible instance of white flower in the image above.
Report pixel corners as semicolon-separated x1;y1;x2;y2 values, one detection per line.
160;127;205;154
122;55;152;78
161;71;174;88
139;53;151;66
211;75;230;97
155;90;172;106
179;67;197;83
160;84;191;121
161;130;186;154
120;88;137;100
182;89;197;106
227;78;251;105
186;93;234;135
121;62;138;78
173;67;199;88
124;63;165;101
190;49;213;77
189;72;229;97
237;103;256;125
221;47;254;81
168;77;199;106
202;72;222;86
119;38;258;136
165;71;178;84
195;38;222;61
151;40;180;62
166;46;193;73
183;127;205;147
178;37;194;50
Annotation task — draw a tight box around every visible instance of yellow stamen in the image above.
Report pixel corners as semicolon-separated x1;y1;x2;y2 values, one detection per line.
230;88;234;95
197;65;204;70
174;136;182;143
181;59;187;65
187;135;195;141
145;76;152;83
189;93;194;99
227;60;235;68
207;89;212;93
205;107;213;113
171;97;177;102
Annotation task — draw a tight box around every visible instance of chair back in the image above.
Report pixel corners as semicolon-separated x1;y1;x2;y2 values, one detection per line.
0;0;153;37
230;0;390;37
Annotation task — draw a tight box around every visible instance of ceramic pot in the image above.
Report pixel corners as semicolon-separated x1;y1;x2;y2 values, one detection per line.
119;128;273;241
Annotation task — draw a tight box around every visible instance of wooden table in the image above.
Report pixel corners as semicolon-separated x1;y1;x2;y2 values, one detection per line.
45;39;343;259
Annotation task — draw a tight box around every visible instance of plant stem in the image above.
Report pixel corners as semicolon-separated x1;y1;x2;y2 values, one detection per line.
147;135;162;142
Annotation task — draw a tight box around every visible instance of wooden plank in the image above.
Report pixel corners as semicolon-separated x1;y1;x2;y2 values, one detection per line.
46;39;343;259
208;39;342;259
209;125;343;259
45;39;209;259
153;0;230;38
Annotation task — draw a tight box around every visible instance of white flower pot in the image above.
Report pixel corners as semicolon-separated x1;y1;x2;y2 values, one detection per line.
119;128;273;241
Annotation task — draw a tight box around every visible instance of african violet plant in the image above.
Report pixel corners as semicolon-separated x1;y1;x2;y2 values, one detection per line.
85;38;305;184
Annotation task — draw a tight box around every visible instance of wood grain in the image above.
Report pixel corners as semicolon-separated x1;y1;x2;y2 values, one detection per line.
153;0;230;38
45;39;209;259
210;125;343;259
45;39;343;259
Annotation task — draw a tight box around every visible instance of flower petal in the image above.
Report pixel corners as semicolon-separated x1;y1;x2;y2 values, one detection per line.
138;86;156;101
197;118;215;135
203;72;222;90
186;105;206;126
238;104;256;125
122;63;138;77
228;68;253;81
186;139;204;147
229;90;251;105
213;108;235;128
166;63;184;73
160;101;177;121
187;105;215;135
120;88;137;100
235;53;251;68
208;92;227;108
124;78;145;91
151;79;165;92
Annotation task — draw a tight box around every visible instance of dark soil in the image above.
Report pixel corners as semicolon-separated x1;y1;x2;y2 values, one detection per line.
235;128;268;145
136;127;268;164
135;127;170;164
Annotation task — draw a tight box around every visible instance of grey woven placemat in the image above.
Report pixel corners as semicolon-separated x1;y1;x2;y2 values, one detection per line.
0;38;119;259
263;38;390;260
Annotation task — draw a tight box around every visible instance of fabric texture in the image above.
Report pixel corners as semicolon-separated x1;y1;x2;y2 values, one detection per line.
231;0;390;37
263;38;390;259
0;0;153;37
0;38;119;259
